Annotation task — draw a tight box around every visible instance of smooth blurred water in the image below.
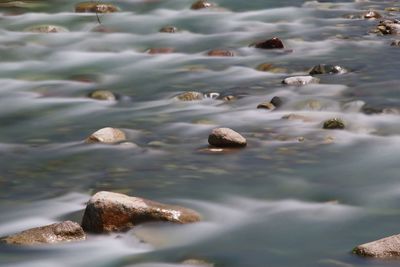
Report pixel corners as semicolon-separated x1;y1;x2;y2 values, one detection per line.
1;0;400;266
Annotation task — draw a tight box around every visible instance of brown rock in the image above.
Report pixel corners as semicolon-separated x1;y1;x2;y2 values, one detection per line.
81;191;201;233
257;102;275;110
251;37;284;49
85;127;126;144
353;234;400;258
88;90;117;101
24;25;68;33
207;49;234;57
147;48;175;54
191;0;216;10
176;91;204;101
208;128;247;148
309;64;348;75
256;63;287;73
159;26;179;33
282;114;313;122
1;221;85;245
75;2;119;13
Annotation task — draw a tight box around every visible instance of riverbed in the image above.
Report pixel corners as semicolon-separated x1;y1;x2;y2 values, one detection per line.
1;0;400;266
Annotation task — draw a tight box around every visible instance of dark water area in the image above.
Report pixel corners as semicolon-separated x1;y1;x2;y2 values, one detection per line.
1;0;400;266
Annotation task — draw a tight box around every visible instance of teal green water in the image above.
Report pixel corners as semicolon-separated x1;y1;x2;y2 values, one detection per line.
1;0;400;266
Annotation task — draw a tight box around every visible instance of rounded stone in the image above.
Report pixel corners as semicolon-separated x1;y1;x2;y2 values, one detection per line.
81;191;201;233
323;118;345;130
251;37;284;49
270;96;283;108
282;76;320;86
75;2;119;13
1;221;85;245
363;10;382;19
88;90;117;101
147;48;175;54
85;127;126;144
176;91;204;101
191;0;216;10
159;26;179;33
24;25;68;33
208;128;247;148
207;49;235;57
309;64;348;75
257;102;275;110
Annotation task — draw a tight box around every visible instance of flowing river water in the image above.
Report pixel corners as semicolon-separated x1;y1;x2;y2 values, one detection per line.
1;0;400;266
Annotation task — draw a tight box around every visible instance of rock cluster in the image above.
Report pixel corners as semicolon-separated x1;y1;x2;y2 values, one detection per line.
2;192;201;245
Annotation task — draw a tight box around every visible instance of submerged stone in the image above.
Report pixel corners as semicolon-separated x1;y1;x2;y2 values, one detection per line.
270;96;283;108
88;90;117;101
81;191;201;233
159;26;179;33
175;91;204;101
24;25;68;33
256;63;287;73
323;118;345;129
251;37;284;49
181;259;215;267
353;234;400;258
208;128;247;148
207;49;235;57
363;10;382;19
75;2;119;13
309;64;348;75
1;221;85;245
147;48;175;54
391;40;400;46
257;102;275;110
282;76;320;86
282;114;314;122
85;127;126;144
190;0;216;10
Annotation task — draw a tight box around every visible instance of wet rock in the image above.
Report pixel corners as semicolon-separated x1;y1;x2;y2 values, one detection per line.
221;95;237;101
159;26;179;33
85;127;126;144
81;191;201;233
256;63;287;73
208;128;247;148
147;48;175;54
323;118;345;129
385;7;400;12
75;2;119;13
182;259;215;267
282;113;314;122
190;0;216;10
204;92;220;99
207;49;235;57
270;96;283;108
92;25;114;33
374;20;400;35
302;99;322;110
257;102;275;110
282;76;320;86
175;91;204;101
363;10;382;19
1;221;85;245
361;104;383;115
88;90;117;101
353;234;400;258
309;64;348;75
24;25;68;33
257;96;282;110
391;40;400;46
251;37;284;49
